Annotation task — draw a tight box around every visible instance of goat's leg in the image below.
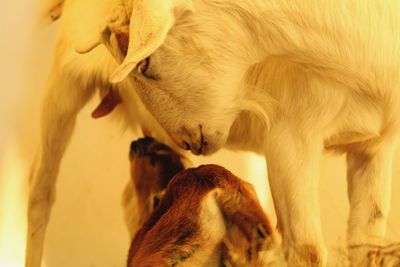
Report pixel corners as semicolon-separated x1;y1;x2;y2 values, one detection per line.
346;144;395;266
266;122;326;266
25;71;92;267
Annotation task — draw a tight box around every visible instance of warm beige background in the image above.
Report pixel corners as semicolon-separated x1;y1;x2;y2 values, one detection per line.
0;1;399;267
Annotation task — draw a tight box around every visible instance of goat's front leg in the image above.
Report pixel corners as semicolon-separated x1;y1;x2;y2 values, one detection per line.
25;71;92;267
266;122;326;266
346;144;395;266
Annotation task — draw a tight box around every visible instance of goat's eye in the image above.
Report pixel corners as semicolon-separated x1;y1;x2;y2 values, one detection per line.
136;57;159;80
137;57;150;76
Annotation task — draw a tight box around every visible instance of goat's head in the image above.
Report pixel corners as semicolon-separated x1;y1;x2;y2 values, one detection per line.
129;137;185;223
98;0;252;155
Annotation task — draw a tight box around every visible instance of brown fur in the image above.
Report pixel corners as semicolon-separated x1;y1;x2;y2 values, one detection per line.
128;137;185;226
128;164;273;267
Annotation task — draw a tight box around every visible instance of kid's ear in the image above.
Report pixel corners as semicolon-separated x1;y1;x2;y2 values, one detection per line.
216;181;273;243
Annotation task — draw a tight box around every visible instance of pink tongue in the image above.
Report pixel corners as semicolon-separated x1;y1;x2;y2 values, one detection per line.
91;90;121;119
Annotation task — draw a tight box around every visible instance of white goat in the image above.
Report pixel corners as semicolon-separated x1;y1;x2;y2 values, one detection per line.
27;0;400;266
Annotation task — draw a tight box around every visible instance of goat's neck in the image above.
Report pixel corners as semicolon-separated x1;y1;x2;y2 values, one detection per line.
230;0;377;95
212;1;299;64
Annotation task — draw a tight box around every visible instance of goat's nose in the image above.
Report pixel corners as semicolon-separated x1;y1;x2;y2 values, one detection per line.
130;137;155;155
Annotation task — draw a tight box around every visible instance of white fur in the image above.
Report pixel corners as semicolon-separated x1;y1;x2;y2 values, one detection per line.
27;0;400;266
180;190;227;267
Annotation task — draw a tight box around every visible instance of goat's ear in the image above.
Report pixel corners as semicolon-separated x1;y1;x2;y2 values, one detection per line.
110;0;193;83
216;184;273;243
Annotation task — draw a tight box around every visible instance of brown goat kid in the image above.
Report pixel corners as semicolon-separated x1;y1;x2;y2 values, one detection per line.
126;139;274;267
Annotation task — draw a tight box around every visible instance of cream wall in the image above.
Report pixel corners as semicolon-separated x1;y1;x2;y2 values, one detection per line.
0;1;398;267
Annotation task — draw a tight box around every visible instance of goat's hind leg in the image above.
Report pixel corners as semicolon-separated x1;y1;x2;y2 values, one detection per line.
25;70;92;267
347;143;396;266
